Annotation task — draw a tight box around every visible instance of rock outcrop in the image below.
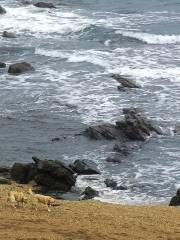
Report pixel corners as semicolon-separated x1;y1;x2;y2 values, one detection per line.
0;62;6;68
82;186;99;200
169;189;180;206
104;179;127;190
8;62;34;75
84;108;162;141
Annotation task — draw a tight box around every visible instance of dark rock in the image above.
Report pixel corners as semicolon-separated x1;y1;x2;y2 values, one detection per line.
34;173;71;192
35;159;76;191
0;177;11;185
111;74;140;89
106;154;123;164
0;6;6;14
169;189;180;206
70;159;100;175
0;166;11;173
8;62;34;75
11;163;37;184
34;2;55;8
84;108;162;141
3;31;17;38
113;143;131;156
51;137;60;142
82;186;99;200
84;124;123;140
0;62;6;68
104;179;128;190
32;156;41;164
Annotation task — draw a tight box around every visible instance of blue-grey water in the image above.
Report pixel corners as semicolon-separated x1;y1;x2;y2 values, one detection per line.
1;0;180;204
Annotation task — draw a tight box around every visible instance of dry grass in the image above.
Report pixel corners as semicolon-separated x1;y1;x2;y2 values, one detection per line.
0;184;180;240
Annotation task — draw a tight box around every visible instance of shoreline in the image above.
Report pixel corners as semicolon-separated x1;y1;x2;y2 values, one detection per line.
0;183;180;240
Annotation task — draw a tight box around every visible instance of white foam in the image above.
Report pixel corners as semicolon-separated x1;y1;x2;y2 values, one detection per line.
116;30;180;44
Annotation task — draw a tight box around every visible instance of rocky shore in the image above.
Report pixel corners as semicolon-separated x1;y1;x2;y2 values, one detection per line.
0;183;180;240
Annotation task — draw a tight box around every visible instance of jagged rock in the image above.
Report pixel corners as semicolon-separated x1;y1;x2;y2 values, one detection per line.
3;31;17;38
84;108;162;141
104;179;127;190
84;124;123;140
70;159;100;175
8;62;34;75
82;186;99;200
169;189;180;206
0;6;6;14
111;74;140;89
0;62;6;68
11;163;37;184
34;2;55;8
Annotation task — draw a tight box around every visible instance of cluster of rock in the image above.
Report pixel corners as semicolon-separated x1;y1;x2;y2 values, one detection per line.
84;108;162;141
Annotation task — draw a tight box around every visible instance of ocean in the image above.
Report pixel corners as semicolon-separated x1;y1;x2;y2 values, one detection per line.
1;0;180;204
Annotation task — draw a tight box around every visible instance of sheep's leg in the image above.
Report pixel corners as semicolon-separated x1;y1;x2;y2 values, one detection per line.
47;204;51;212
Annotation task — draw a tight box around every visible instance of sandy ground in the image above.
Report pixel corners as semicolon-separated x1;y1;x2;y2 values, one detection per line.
0;184;180;240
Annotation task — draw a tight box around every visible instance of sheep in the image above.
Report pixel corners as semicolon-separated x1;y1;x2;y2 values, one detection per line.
28;188;55;212
7;190;27;208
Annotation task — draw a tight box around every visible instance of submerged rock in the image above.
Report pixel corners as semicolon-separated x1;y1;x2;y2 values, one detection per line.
169;189;180;206
34;2;55;8
0;6;6;14
104;179;127;190
8;62;34;75
70;159;100;175
111;74;140;89
82;186;99;200
106;154;124;164
3;31;17;38
0;62;6;68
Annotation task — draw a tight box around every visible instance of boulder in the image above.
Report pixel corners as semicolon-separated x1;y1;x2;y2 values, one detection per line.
111;74;140;89
0;6;6;14
0;62;6;68
104;179;127;190
8;62;34;75
33;159;76;191
169;189;180;206
11;163;37;184
34;2;55;8
3;31;17;38
70;159;100;175
82;186;99;200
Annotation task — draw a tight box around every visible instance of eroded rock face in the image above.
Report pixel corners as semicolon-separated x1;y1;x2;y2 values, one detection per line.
0;6;6;14
34;2;55;8
70;159;100;175
8;62;34;75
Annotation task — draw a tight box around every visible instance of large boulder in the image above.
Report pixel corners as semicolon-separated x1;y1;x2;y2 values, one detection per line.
111;74;140;89
82;186;99;200
8;62;34;75
11;163;37;184
34;159;76;191
169;189;180;206
70;159;100;175
34;2;55;8
0;6;6;14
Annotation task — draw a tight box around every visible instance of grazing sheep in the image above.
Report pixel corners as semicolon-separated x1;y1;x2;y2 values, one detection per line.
7;191;27;208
